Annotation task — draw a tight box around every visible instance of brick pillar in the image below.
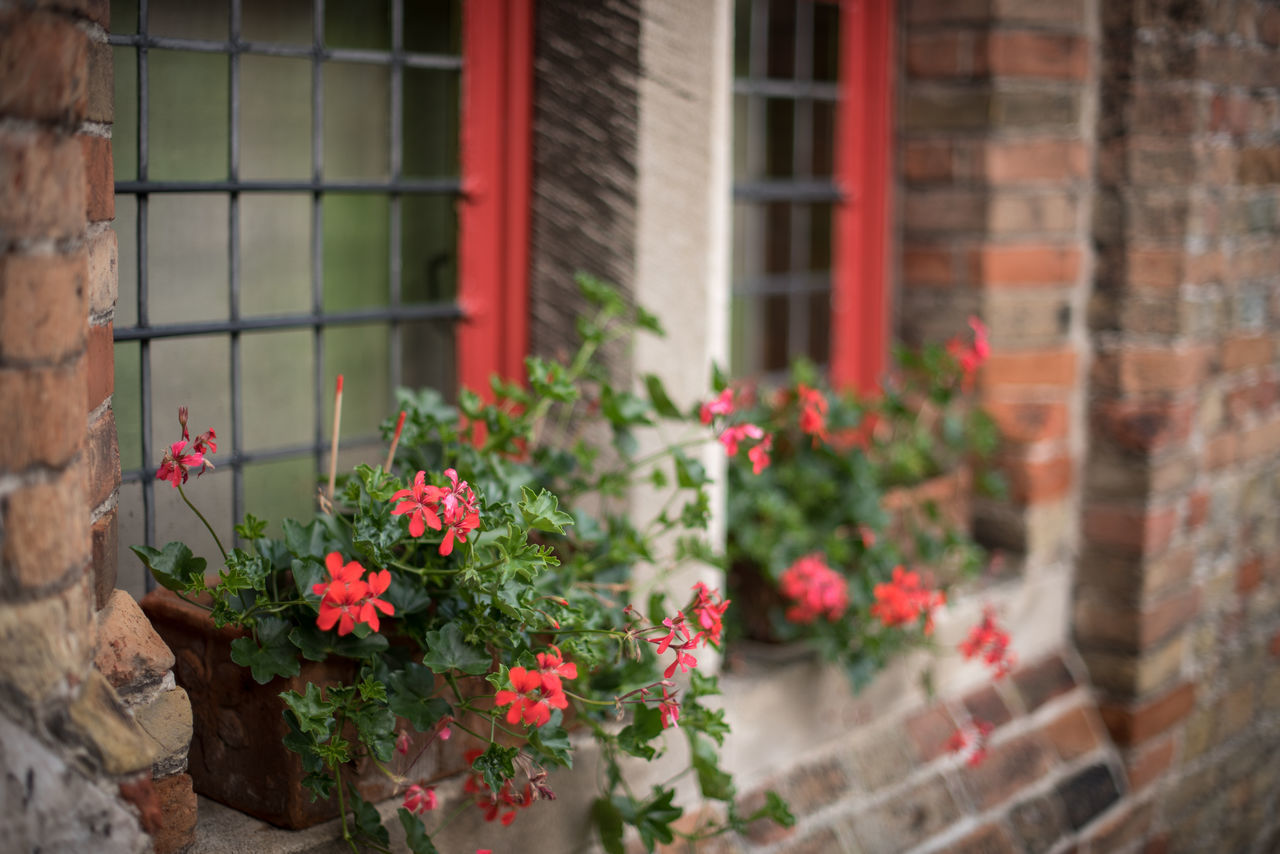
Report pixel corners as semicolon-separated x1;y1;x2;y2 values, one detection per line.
0;1;154;850
1081;2;1280;849
899;0;1092;569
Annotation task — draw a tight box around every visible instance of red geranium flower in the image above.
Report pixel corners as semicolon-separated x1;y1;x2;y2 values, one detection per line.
796;384;828;438
779;554;849;624
690;582;730;648
390;470;444;538
959;606;1015;679
312;552;396;636
403;783;437;815
437;468;480;556
699;388;735;424
495;666;567;728
871;566;945;635
658;685;681;730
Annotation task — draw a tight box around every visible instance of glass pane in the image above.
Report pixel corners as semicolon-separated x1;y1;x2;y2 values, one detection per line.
730;295;761;377
765;202;790;273
812;100;836;177
243;0;313;44
149;50;229;180
766;0;797;78
148;194;228;325
813;2;840;82
401;320;455;398
241;331;314;450
113;47;138;181
325;0;390;50
733;93;750;182
241;55;311;180
324;194;389;311
243;457;317;537
733;0;751;78
809;202;833;270
241;194;312;316
155;468;232;566
402;195;457;303
763;293;790;372
808;289;831;364
112;0;139;34
150;0;229;40
115;195;138;327
117;481;146;599
324;325;390;440
405;0;461;54
114;341;142;472
765;98;794;178
323;63;390;180
150;336;232;460
403;69;459;178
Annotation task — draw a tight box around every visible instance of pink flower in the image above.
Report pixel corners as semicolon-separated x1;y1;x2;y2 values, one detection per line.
948;719;994;766
311;552;396;636
646;612;691;656
690;582;730;648
395;730;411;756
717;422;764;457
391;470;444;539
747;433;773;474
156;439;206;488
779;554;849;624
437;468;480;556
959;606;1015;679
403;783;437;815
699;388;735;424
871;566;945;635
663;647;698;679
658;685;680;730
796;384;828;437
947;316;989;389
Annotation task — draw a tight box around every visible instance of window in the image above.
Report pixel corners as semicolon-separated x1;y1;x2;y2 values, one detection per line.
731;0;892;391
110;0;531;595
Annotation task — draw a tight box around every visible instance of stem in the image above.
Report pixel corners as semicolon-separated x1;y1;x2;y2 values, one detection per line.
563;690;615;707
335;765;351;845
177;483;227;563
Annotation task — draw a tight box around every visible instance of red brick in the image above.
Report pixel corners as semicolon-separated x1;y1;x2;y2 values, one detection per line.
905;189;987;234
982;349;1077;387
992;0;1085;27
1091;347;1211;394
903;141;954;182
984;399;1069;444
86;228;117;316
152;772;197;854
775;757;852;817
1205;432;1238;470
1092;399;1195;455
1075;587;1199;652
1083;503;1178;556
980;31;1089;79
903;245;955;286
1;465;90;590
1124;734;1174;791
1270;629;1280;658
94;589;176;692
970;244;1081;286
85;38;112;124
1013;654;1077;711
36;0;109;27
0;357;85;470
906;0;991;25
1042;705;1101;761
1237;556;1263;593
87;407;119;511
982;139;1088;184
961;732;1056;810
0;9;89;123
80;134;113;222
950;823;1017;854
1185;489;1208;531
0;128;85;241
1099;682;1195;746
91;507;117;610
0;250;87;363
905;704;957;763
1124;248;1184;288
907;32;972;78
963;684;1013;729
1001;454;1073;503
1221;335;1273;371
86;322;112;409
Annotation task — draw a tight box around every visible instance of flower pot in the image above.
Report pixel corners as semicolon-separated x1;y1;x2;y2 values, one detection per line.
140;588;470;829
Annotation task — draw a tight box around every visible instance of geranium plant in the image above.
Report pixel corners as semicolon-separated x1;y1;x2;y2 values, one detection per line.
132;278;791;854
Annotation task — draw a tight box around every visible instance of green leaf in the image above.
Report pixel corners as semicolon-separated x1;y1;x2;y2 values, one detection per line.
352;702;397;763
673;449;709;488
398;809;440;854
421;624;491;675
634;305;664;335
387;663;452;731
529;724;573;769
593;797;625;854
690;734;735;801
229;617;300;684
519;487;574;534
472;743;519;794
643;374;681;419
619;787;682;850
601;387;653;428
745;791;795;829
234;513;268;540
131;542;207;593
282;518;337;561
280;683;335;740
348;786;390;846
617;704;664;760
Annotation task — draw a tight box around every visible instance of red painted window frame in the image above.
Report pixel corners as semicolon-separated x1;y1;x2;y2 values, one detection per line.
831;0;894;394
457;0;534;396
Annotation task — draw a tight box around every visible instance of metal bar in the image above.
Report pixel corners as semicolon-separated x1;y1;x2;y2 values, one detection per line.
120;434;388;485
731;78;839;100
105;32;462;70
229;0;244;546
788;1;816;364
312;0;326;481
389;0;404;393
138;0;155;586
115;178;461;194
731;271;831;297
733;179;840;203
114;304;462;341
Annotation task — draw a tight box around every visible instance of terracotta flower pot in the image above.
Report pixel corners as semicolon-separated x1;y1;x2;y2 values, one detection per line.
140;589;470;829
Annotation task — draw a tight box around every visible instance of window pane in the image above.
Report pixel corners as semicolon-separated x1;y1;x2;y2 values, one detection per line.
112;0;139;34
117;481;146;598
813;2;840;82
241;194;311;317
767;0;797;78
762;293;791;372
155;468;232;566
148;195;229;325
733;0;751;78
809;203;833;270
325;325;390;440
149;50;229;180
150;336;231;459
765;98;794;178
150;0;228;40
243;457;317;537
324;194;389;311
808;290;831;364
241;55;311;180
403;69;460;178
405;0;461;54
115;195;138;327
241;331;314;451
114;340;142;472
812;101;836;177
401;320;455;399
326;0;391;50
113;47;137;181
402;195;457;303
323;63;390;180
243;0;313;44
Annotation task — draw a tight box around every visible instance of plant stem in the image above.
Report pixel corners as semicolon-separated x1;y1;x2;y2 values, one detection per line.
177;483;228;563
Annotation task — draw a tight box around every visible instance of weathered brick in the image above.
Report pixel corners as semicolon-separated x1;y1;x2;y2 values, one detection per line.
1009;794;1069;853
86;407;119;511
1081;798;1153;852
1091;399;1195;455
0;250;88;363
1081;635;1184;697
907;32;975;78
776;757;851;818
985;399;1069;445
982;348;1076;387
980;31;1088;79
961;732;1055;810
771;827;839;854
1237;147;1280;184
68;669;156;775
91;508;117;610
151;772;197;854
86;321;112;409
80;134;113;222
987;191;1079;235
1099;682;1195;746
86;228;117;316
1240;419;1280;460
970;243;1081;286
847;722;915;791
1091;346;1211;394
905;704;957;763
0;358;85;470
963;684;1012;729
0;572;93;704
905;0;992;26
903;90;993;132
0;128;85;240
0;8;88;123
1;466;90;590
1001;454;1073;504
85;38;112;124
992;0;1085;27
93;588;175;695
35;0;109;27
981;138;1087;184
1012;654;1076;712
904;188;988;234
950;822;1018;854
903;245;957;287
1043;704;1102;761
1082;503;1177;557
1055;764;1122;830
1237;556;1263;593
903;140;955;182
1221;335;1274;371
1124;734;1174;791
135;686;191;775
848;774;960;854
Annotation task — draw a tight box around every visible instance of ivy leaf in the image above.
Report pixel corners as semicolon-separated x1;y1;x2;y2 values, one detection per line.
690;734;735;801
386;662;452;731
643;374;681;419
398;809;440;854
384;572;432;615
616;787;682;850
593;797;625;854
601;387;653;428
472;743;519;794
529;723;573;769
617;705;664;760
282;518;335;561
519;487;574;534
330;630;390;661
634;305;664;335
421;624;491;675
348;786;390;846
234;513;268;540
131;542;206;593
673;449;709;488
743;790;795;830
229;617;300;684
280;683;335;740
352;702;397;763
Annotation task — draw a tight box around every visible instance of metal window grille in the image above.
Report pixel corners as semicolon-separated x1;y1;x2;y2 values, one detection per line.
111;0;463;591
732;0;841;377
